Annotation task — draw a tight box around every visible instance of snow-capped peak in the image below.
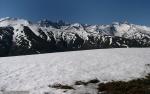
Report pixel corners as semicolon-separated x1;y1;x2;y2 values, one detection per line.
71;23;82;27
0;17;11;22
112;22;120;25
0;17;31;27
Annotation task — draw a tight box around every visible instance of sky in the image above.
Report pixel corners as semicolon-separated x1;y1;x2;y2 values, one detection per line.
0;0;150;25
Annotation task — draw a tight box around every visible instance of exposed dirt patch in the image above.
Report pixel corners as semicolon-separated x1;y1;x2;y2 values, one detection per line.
98;74;150;94
48;83;74;90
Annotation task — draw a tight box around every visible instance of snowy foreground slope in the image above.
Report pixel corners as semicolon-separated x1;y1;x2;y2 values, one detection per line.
0;48;150;94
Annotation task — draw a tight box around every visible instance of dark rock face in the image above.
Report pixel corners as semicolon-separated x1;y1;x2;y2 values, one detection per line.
38;19;68;29
9;26;57;56
0;27;13;56
0;19;150;57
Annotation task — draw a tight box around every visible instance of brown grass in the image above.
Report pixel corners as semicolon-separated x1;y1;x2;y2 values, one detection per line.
98;74;150;94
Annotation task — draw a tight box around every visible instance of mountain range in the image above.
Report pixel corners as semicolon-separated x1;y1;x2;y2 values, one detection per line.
0;17;150;57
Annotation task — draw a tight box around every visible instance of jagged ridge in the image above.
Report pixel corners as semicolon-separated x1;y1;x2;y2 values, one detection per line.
0;17;150;57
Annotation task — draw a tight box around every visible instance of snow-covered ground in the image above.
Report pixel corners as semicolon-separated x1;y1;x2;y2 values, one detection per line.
0;48;150;94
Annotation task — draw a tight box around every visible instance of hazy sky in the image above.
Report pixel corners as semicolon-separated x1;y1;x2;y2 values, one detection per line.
0;0;150;25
